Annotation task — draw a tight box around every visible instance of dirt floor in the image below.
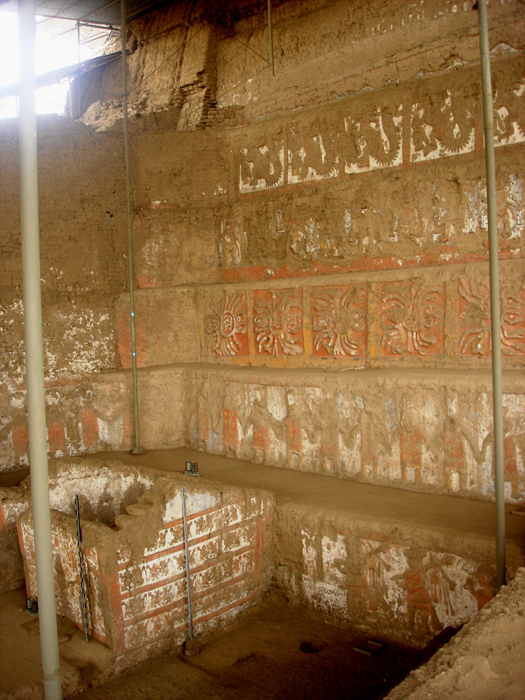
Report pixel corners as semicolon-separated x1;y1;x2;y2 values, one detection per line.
93;448;525;544
68;592;452;700
0;585;431;699
1;575;524;700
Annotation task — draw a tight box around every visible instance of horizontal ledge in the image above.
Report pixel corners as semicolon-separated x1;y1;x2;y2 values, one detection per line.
99;363;525;387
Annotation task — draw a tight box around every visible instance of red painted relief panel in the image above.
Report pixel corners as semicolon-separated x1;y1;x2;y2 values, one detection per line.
311;285;367;357
253;289;304;356
205;291;249;357
380;281;445;356
47;422;67;455
457;279;525;357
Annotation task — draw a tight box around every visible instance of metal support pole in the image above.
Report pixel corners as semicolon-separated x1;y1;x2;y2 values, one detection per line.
182;487;194;640
477;0;506;589
74;495;90;643
121;0;143;454
76;21;80;64
18;1;62;698
267;0;274;77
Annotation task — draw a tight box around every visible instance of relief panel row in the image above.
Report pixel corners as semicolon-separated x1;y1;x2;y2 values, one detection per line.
237;58;525;193
219;168;525;278
198;273;525;366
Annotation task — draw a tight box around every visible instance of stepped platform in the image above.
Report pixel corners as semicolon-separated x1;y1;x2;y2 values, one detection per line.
91;447;525;644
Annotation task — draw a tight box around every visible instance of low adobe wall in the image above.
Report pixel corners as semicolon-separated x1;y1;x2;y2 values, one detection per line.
17;460;274;667
274;503;524;646
0;484;28;594
4;453;525;664
0;460;155;595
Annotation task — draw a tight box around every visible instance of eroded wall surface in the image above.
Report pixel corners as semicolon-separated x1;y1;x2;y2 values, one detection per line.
1;0;525;506
124;0;525;501
17;459;274;669
0;117;131;471
274;503;524;645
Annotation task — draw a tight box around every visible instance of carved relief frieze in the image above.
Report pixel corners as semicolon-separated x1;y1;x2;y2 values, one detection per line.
219;212;247;267
457;279;525;356
239;130;284;194
236;63;524;195
254;289;304;356
287;118;339;184
204;291;249;356
493;76;525;147
223;170;524;273
500;174;525;240
380;281;445;356
462;174;525;240
342;104;403;174
311;285;367;357
410;89;476;163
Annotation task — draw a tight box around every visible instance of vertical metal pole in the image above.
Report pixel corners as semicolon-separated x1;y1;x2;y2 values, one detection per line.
477;0;506;589
77;21;80;64
267;0;274;77
74;495;90;643
182;487;194;640
18;1;62;698
121;0;142;454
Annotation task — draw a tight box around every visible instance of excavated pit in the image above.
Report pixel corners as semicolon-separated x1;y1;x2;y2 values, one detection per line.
1;450;524;698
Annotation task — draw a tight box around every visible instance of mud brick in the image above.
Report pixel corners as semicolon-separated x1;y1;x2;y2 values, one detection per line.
223;409;239;449
216;502;243;528
192;561;230;594
379;281;445;357
144;524;184;556
80;409;99;450
253;289;304;357
187;511;217;539
123;605;187;650
311;285;367;358
244;496;264;520
47;421;67;455
193;580;255;620
11;425;29;463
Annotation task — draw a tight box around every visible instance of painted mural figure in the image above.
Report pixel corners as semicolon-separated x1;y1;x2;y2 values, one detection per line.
458;279;525;357
342;105;403;172
394;548;441;636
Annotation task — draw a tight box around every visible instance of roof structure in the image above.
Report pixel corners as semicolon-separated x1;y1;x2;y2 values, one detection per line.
0;51;120;100
0;0;169;26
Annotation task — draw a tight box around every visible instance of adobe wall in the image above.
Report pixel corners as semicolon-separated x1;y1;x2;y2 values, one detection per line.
1;0;524;507
122;0;525;501
16;459;274;671
274;502;523;646
0;117;130;470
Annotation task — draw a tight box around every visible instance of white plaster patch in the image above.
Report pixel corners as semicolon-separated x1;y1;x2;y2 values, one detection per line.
361;539;409;618
301;529;349;616
338;429;361;478
48;468;154;518
421;551;479;628
97;416;124;448
162;491;218;525
267;386;287;422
